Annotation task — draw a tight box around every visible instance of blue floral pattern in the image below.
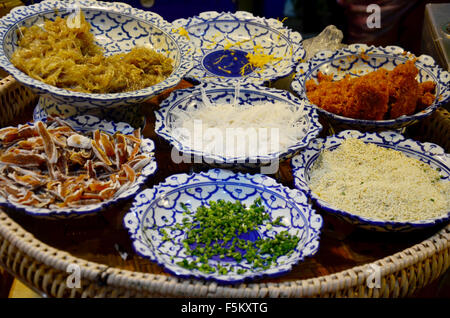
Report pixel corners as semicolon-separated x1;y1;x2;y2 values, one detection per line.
33;98;146;129
291;130;450;232
124;169;322;284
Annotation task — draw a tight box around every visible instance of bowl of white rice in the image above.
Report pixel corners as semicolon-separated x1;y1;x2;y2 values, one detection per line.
155;82;322;172
291;130;450;232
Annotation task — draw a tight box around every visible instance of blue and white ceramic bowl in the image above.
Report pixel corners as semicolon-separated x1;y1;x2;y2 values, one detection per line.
32;99;147;130
290;44;450;131
0;0;194;111
0;115;157;219
291;130;450;232
124;169;323;284
172;11;305;85
154;82;322;170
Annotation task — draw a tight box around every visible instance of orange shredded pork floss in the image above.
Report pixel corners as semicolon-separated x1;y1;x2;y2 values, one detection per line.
305;60;436;120
11;13;173;93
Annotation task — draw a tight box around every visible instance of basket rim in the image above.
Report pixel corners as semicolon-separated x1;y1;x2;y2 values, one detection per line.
0;207;448;297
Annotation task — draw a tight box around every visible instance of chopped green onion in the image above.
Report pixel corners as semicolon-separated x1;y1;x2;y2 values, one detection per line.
163;198;299;274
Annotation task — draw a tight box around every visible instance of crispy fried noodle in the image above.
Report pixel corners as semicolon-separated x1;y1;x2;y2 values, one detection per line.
10;13;174;93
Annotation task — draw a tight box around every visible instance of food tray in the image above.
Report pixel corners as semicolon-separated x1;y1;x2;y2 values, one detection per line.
0;75;449;298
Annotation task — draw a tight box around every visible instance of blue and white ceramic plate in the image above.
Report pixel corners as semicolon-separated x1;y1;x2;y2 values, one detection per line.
290;44;450;131
124;169;322;284
154;82;321;170
172;11;305;85
291;130;450;232
0;115;157;219
32;99;147;130
0;0;194;109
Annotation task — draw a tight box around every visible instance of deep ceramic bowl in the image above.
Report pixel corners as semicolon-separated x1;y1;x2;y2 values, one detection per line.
154;82;322;171
0;115;157;219
172;11;305;85
290;44;450;131
124;169;323;284
0;0;194;110
291;130;450;232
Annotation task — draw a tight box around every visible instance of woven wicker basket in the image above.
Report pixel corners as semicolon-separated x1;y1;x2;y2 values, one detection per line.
0;75;449;298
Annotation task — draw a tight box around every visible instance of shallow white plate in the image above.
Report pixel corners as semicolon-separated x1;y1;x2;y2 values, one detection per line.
172;11;305;85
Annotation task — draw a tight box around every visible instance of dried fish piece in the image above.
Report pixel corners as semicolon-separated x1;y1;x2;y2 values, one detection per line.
0;177;24;197
0;127;19;143
122;133;141;145
0;152;46;167
17;137;44;150
69;151;85;166
129;157;152;172
55;152;69;178
133;128;141;140
52;134;67;148
85;160;96;179
87;179;112;192
99;186;119;200
100;133;115;157
52;117;77;131
17;125;38;140
48;126;75;135
9;173;47;188
10;166;47;179
122;164;136;183
93;161;115;173
0;124;37;145
64;188;84;205
114;134;128;167
35;121;58;164
92;139;112;166
128;142;141;162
